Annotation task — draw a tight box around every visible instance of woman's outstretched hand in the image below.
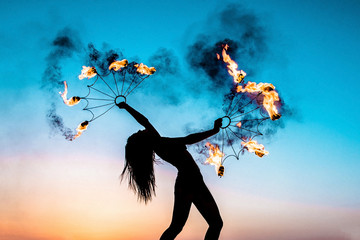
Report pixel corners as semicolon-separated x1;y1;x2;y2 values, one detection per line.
214;118;222;132
117;102;127;109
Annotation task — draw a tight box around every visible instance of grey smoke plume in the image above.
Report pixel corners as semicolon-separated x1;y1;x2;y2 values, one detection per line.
47;103;74;141
42;27;82;140
42;28;82;92
86;43;124;76
186;4;268;89
148;48;179;76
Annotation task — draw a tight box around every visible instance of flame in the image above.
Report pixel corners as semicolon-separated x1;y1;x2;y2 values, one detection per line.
59;81;80;106
220;44;246;83
237;82;281;120
205;142;225;176
109;59;129;71
236;121;242;128
134;63;156;75
78;66;97;80
241;139;269;157
73;121;89;140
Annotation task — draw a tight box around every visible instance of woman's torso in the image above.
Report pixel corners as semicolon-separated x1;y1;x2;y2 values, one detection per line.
154;137;202;179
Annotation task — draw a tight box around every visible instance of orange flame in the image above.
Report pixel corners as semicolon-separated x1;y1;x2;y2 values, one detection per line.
73;121;89;140
205;142;225;176
220;44;246;83
109;59;129;71
78;66;97;80
236;121;242;128
134;63;156;75
59;81;80;106
237;82;281;120
241;139;269;157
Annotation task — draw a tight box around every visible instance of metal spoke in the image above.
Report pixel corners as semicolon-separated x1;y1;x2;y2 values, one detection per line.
90;104;116;122
85;102;114;110
98;75;117;96
89;86;114;99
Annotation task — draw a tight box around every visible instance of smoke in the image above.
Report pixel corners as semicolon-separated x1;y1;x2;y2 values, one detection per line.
86;43;124;76
144;48;183;104
42;27;82;140
47;103;74;141
186;4;268;91
148;48;179;76
42;27;82;92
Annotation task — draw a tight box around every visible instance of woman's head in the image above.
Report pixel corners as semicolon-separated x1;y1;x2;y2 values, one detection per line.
121;130;156;203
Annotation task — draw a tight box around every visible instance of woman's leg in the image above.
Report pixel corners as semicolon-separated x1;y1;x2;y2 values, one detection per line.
193;183;223;240
160;180;192;240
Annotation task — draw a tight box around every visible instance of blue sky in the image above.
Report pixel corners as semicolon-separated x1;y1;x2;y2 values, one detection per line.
1;0;360;239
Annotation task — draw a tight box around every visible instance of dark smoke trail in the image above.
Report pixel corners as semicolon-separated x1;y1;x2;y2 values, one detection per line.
47;104;74;141
148;48;179;76
42;27;82;140
86;43;124;76
42;28;82;92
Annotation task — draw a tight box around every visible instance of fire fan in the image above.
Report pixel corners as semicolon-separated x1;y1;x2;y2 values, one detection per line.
204;44;282;177
59;60;156;140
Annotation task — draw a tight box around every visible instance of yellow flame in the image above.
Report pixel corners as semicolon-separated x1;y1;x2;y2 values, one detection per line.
59;81;80;106
134;63;156;75
205;142;225;176
109;59;128;71
220;44;246;83
241;139;269;157
73;121;89;140
237;82;281;120
78;66;97;80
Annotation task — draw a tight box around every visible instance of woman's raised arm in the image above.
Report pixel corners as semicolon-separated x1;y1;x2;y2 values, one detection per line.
170;118;222;145
117;102;160;137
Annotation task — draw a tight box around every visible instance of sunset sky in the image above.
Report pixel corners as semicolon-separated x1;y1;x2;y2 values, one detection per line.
1;0;360;240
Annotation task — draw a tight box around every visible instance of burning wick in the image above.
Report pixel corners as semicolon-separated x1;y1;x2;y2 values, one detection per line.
78;66;97;80
73;121;89;140
237;82;281;121
59;81;81;106
219;44;246;83
109;59;129;71
205;142;225;177
241;139;269;157
134;63;156;75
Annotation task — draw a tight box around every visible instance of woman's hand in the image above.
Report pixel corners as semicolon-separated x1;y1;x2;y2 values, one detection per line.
117;101;127;109
214;118;222;132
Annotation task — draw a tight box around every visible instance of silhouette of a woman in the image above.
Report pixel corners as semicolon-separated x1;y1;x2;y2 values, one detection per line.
118;102;223;240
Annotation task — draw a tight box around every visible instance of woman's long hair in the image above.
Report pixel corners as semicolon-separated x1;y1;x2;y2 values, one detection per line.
121;130;156;203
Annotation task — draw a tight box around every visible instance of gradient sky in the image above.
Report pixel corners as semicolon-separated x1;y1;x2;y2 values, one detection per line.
1;0;360;240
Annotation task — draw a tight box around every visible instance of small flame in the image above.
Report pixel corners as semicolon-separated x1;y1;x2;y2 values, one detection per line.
205;142;225;176
134;63;156;75
78;66;97;80
59;81;80;106
220;44;246;83
236;121;242;128
73;121;89;140
109;59;129;71
241;139;269;157
237;82;281;120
